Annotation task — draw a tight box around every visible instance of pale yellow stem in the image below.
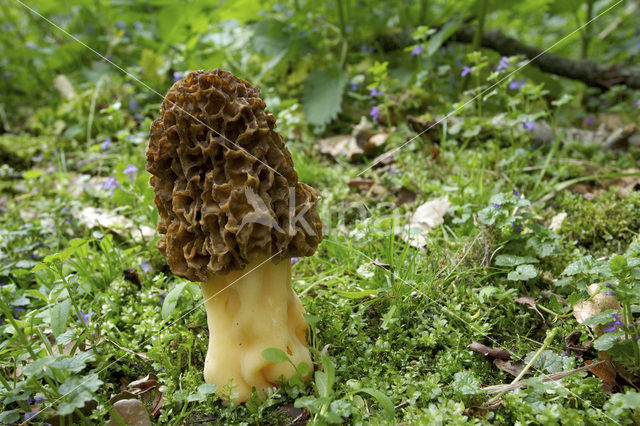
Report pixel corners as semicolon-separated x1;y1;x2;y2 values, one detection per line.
200;257;312;402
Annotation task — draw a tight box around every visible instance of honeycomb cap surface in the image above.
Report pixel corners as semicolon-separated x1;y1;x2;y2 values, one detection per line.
146;69;322;281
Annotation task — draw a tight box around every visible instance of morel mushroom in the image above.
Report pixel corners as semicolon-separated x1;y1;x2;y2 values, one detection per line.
146;70;322;401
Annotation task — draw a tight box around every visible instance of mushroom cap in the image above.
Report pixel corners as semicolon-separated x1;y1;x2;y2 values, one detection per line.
146;69;322;281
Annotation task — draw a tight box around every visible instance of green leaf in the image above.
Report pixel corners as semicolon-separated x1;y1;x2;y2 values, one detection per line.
50;351;95;373
187;383;217;402
593;331;625;351
525;350;564;373
51;298;71;337
23;169;43;179
507;264;538;281
610;255;628;274
302;69;347;127
495;254;539;267
452;371;481;395
335;289;378;299
582;310;619;326
261;347;290;364
351;388;395;419
315;371;329;398
161;282;187;320
0;410;20;424
424;19;462;57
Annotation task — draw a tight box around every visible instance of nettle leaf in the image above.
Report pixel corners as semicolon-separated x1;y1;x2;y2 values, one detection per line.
302;69;347;127
452;371;481;395
478;206;501;225
507;264;537;281
525;350;564;373
593;331;625;351
49;351;95;373
495;254;539;267
527;235;559;258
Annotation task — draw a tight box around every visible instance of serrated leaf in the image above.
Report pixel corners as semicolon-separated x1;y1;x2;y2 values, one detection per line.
495;254;539;267
525;350;564;373
507;264;538;281
302;69;347;127
261;347;290;363
452;371;481;395
593;331;625;351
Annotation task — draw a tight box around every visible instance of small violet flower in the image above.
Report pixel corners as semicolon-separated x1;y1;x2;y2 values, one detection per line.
410;45;422;55
76;310;94;326
513;189;521;198
350;82;358;91
603;313;623;332
523;121;536;130
101;137;112;150
103;176;122;198
369;87;383;97
291;257;301;265
509;78;526;90
496;56;510;71
116;20;125;29
123;164;138;182
129;99;139;111
370;105;380;121
134;21;143;31
633;98;639;109
604;282;616;296
493;203;501;209
24;413;38;421
388;167;398;175
461;66;472;77
173;72;182;82
141;259;153;273
512;223;523;234
586;117;594;125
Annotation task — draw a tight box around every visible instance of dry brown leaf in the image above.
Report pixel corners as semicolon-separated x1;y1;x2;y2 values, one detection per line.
515;296;546;323
493;359;525;377
395;187;417;206
318;117;388;161
468;341;511;360
573;284;621;336
347;178;375;191
107;399;151;426
585;359;618;395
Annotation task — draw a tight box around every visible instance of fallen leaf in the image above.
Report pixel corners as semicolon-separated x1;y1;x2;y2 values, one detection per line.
585;359;617;395
75;207;154;241
493;359;524;377
318;117;388;161
563;330;589;357
347;178;375;191
573;284;621;335
548;212;567;232
123;269;141;288
400;197;450;248
394;187;417;206
468;341;511;360
54;75;77;100
515;296;545;322
107;399;151;426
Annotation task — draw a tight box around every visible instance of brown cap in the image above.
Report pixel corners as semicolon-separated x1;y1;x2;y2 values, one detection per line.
146;70;322;282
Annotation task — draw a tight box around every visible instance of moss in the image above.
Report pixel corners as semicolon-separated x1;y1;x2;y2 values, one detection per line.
554;189;640;255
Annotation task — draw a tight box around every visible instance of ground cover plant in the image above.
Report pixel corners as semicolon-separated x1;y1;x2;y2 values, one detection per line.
1;0;640;424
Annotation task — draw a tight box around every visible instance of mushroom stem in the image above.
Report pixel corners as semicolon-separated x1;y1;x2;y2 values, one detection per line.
200;257;313;402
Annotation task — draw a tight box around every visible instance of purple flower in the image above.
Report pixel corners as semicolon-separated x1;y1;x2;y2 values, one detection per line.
350;82;358;91
603;313;623;332
141;259;153;273
103;176;122;198
410;45;422;55
513;189;521;198
129;99;139;111
157;293;166;306
512;223;523;234
388;167;398;175
76;310;94;326
360;44;369;52
173;72;182;82
633;98;638;109
523;121;536;131
496;56;510;71
493;203;501;209
509;78;526;90
291;257;301;265
123;164;138;182
369;87;383;97
101;137;112;150
370;106;380;121
586;117;594;125
116;20;125;29
27;397;46;405
461;66;472;77
24;412;38;421
134;21;143;31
